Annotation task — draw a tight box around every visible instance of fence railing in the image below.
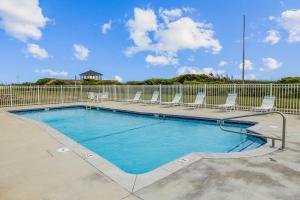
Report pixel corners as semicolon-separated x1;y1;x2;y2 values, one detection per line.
0;84;299;114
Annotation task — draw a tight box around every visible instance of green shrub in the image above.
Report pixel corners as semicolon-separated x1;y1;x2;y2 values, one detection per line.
82;79;120;85
35;78;54;85
125;81;144;85
277;77;300;83
17;74;300;86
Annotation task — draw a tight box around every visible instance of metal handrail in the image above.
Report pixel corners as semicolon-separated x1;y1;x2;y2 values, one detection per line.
218;111;286;149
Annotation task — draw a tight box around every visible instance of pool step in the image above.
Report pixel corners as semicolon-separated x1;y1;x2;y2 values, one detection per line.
242;141;264;151
229;138;265;152
228;140;254;152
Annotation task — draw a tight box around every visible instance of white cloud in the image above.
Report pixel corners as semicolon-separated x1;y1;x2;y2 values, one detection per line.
262;57;282;70
25;43;48;59
263;30;280;45
73;44;89;60
159;8;182;23
247;74;256;80
269;16;275;21
277;9;300;42
218;60;227;67
239;60;254;71
259;67;265;72
126;8;157;54
155;17;222;54
101;20;111;34
177;66;225;76
114;75;123;82
34;69;68;77
0;0;48;41
182;7;194;13
125;8;222;65
145;54;178;66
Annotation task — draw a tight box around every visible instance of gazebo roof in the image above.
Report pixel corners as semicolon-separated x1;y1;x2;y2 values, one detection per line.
79;70;102;76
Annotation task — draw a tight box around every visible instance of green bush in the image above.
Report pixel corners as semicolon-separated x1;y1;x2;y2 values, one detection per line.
82;79;120;85
50;80;70;85
17;74;300;86
277;77;300;83
35;78;54;85
144;78;173;85
127;74;234;85
126;81;144;85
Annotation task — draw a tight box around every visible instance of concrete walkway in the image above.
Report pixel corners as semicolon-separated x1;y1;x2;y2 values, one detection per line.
0;107;139;200
1;102;300;200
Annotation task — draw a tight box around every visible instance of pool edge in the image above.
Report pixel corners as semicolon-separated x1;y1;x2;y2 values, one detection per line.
6;104;277;192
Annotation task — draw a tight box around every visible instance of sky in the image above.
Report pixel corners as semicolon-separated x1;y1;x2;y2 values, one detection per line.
0;0;300;84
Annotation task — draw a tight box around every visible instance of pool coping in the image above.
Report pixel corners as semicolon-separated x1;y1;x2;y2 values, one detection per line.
7;104;277;192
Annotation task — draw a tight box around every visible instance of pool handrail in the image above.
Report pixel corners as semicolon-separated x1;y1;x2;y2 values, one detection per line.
218;111;286;150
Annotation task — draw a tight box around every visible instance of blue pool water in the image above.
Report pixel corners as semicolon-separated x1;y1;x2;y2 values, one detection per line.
15;107;265;174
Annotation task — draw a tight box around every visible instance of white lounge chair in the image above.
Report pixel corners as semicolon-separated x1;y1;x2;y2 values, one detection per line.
216;93;237;111
86;92;96;109
252;96;276;112
96;92;109;102
185;92;206;108
124;91;142;103
87;92;96;103
161;93;182;106
142;91;159;104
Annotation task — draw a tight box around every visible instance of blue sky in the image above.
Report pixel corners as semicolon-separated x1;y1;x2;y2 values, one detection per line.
0;0;300;83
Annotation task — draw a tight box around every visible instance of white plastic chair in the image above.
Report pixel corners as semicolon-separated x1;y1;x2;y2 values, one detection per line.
253;96;276;112
185;92;206;108
124;91;142;103
162;93;182;106
216;93;237;111
142;91;159;104
97;92;109;102
87;92;96;102
86;92;96;109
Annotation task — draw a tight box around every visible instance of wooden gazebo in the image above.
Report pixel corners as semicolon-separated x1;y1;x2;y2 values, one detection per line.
79;70;103;80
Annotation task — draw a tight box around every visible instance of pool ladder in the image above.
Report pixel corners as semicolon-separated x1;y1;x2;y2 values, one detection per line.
86;99;95;110
218;111;286;150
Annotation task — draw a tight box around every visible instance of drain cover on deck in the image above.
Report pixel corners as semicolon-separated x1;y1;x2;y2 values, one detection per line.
57;147;69;153
177;158;190;164
86;153;94;158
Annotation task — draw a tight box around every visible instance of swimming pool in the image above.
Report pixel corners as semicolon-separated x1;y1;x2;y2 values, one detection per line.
14;106;265;174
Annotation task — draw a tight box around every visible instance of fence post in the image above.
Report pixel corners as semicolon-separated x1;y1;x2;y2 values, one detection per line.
80;85;83;101
234;84;236;94
113;85;117;101
37;86;40;105
142;85;145;100
159;84;162;104
9;85;13;107
204;84;207;107
60;85;63;104
270;83;273;96
180;84;183;103
127;85;130;99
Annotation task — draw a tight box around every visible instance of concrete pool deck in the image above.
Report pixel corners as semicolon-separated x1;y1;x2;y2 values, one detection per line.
1;102;300;200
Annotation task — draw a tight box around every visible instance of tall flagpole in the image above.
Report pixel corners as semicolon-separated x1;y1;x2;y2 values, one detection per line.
242;15;246;84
